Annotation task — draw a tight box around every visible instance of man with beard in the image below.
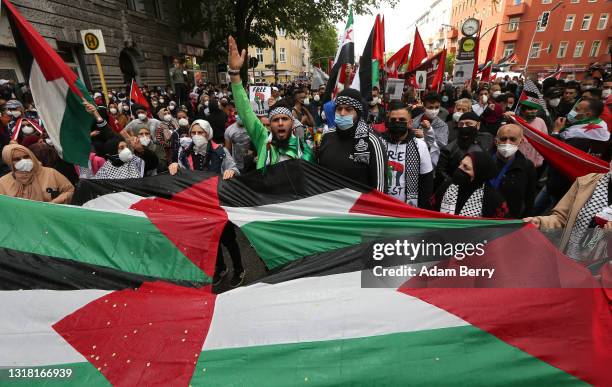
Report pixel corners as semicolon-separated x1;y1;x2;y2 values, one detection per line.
382;102;433;208
318;88;388;193
435;112;493;188
227;36;314;168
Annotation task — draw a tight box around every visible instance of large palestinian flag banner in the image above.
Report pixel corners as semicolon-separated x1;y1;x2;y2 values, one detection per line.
1;160;610;386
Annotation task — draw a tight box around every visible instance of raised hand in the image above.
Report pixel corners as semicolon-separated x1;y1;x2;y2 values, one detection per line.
227;36;246;71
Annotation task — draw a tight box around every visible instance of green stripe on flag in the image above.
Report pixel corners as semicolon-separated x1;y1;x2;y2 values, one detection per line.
372;59;380;87
0;195;207;283
241;216;520;268
60;79;94;166
192;325;584;386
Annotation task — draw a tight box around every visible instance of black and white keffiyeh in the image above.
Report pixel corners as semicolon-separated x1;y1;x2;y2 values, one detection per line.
440;184;485;217
269;106;294;120
93;156;145;180
335;95;371;164
566;173;610;260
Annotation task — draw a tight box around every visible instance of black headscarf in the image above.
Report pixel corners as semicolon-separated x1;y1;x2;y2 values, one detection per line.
453;151;497;212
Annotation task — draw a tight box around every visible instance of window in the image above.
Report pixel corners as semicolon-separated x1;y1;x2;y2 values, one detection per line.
564;15;575;31
581;14;592;30
508;17;520;31
542;0;551;3
557;41;569;58
279;48;286;63
256;48;264;63
587;0;596;2
530;42;542;58
278;28;286;37
570;0;579;3
503;43;515;58
573;41;584;57
513;0;521;4
589;40;601;57
597;14;608;30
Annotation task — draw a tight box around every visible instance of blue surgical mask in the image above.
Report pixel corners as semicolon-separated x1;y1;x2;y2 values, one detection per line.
566;109;578;124
334;113;354;130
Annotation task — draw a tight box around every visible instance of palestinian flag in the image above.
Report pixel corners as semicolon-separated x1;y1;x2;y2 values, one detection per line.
3;0;93;166
517;79;547;111
512;115;609;180
350;15;383;101
10;117;45;141
3;225;609;385
497;52;518;66
323;7;354;102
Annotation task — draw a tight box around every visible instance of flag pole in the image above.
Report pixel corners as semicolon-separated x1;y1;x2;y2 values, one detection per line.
94;53;109;106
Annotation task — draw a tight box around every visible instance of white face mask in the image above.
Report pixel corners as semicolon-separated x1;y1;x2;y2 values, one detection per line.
481;95;489;104
21;125;34;135
452;111;463;122
14;158;34;172
179;136;193;148
139;136;151;147
118;148;134;162
192;134;207;147
313;94;320;102
492;91;501;98
123;105;130;111
159;99;165;104
178;118;189;127
11;110;21;118
169;105;176;110
497;143;519;158
425;108;439;119
45;138;53;146
548;98;561;108
163;114;173;122
303;98;310;106
110;108;118;115
602;89;611;99
138;113;147;121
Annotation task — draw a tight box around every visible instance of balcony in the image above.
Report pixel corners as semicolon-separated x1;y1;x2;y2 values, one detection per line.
506;2;526;16
501;30;520;42
448;27;458;39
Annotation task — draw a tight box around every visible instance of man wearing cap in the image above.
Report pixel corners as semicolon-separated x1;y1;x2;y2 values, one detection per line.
435;112;493;188
318;87;388;193
544;87;563;123
4;99;24;135
227;36;314;169
124;104;163;139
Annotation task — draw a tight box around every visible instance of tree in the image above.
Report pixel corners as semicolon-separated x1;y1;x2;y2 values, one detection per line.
309;21;338;73
178;0;397;85
445;52;455;74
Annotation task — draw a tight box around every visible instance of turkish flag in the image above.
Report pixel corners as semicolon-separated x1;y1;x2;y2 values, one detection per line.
130;79;150;112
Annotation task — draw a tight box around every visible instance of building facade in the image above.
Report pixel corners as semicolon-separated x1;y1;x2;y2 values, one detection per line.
449;0;505;60
496;0;610;78
247;29;311;85
409;0;455;55
0;0;217;91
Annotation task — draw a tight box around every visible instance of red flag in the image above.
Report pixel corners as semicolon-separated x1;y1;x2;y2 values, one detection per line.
408;27;427;72
130;79;150;111
373;14;385;68
513;116;609;180
386;43;411;77
471;20;482;81
431;48;447;92
481;25;498;82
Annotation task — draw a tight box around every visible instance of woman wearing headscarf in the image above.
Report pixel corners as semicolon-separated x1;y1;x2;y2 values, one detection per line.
433;151;508;218
0;143;74;203
168;119;239;179
93;135;158;179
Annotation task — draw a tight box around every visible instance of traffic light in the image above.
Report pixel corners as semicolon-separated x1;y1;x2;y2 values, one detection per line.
540;11;550;28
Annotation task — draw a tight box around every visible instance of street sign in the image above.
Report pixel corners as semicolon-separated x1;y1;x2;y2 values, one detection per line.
457;37;477;60
80;30;106;54
452;60;475;86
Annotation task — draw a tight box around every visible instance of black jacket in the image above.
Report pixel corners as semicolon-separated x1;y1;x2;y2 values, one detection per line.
493;151;536;218
319;127;388;193
435;133;494;189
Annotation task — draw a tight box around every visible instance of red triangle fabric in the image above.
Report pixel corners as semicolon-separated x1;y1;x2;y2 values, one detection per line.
53;282;217;387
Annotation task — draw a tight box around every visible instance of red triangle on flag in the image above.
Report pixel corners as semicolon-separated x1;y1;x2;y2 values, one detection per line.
53;282;217;387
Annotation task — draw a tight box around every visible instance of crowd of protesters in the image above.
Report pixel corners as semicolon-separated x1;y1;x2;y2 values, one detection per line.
0;35;610;284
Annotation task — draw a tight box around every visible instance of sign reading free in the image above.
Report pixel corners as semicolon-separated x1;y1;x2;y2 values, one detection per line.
80;30;106;54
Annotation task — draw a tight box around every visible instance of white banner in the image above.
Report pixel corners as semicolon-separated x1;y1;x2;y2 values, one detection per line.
249;86;271;116
385;78;405;101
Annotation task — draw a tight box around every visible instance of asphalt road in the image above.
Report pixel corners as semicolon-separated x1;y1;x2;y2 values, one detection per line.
212;227;268;293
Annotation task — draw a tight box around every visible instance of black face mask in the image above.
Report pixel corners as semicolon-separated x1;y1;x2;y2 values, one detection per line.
457;126;478;149
387;120;409;138
524;112;537;121
451;169;472;186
